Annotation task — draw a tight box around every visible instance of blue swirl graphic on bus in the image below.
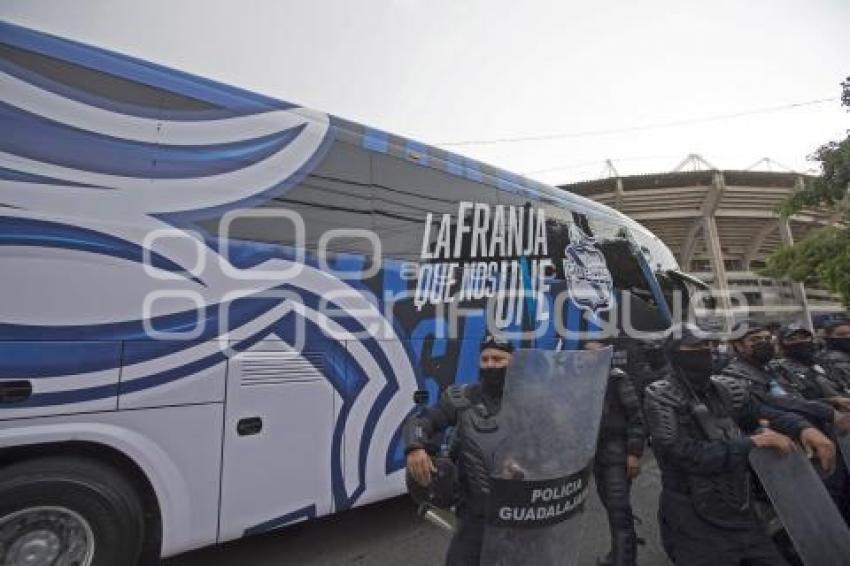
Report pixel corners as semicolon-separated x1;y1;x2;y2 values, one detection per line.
0;20;421;513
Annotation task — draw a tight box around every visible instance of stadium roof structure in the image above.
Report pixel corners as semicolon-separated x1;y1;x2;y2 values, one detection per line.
560;164;842;272
559;155;847;327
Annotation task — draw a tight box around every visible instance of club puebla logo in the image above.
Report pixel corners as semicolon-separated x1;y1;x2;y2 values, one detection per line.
562;224;613;314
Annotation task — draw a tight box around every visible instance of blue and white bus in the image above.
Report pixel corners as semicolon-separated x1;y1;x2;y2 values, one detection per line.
0;21;685;565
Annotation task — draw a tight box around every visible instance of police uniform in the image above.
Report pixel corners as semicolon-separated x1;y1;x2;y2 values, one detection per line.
815;345;850;395
721;357;836;428
403;340;508;566
645;372;807;566
767;324;847;401
768;356;842;400
645;325;818;566
594;366;645;566
769;325;850;525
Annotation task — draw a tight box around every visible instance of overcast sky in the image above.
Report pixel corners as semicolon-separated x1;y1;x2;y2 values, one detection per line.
3;0;848;183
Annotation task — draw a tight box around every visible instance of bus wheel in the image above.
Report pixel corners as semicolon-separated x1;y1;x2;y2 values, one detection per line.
0;456;145;566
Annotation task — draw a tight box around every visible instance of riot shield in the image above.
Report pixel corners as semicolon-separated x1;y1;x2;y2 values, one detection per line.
480;347;613;566
839;431;850;473
750;446;850;565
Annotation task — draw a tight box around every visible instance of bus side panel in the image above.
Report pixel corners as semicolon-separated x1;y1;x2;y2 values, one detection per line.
342;338;415;509
0;403;223;558
118;340;227;409
0;341;121;420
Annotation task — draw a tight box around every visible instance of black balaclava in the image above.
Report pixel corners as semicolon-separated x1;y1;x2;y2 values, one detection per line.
827;336;850;354
784;341;816;364
644;343;668;371
479;335;515;398
671;348;713;390
480;367;507;398
666;325;716;391
749;341;775;366
824;321;850;353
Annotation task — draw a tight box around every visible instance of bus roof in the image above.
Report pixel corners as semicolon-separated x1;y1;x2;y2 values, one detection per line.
0;19;662;248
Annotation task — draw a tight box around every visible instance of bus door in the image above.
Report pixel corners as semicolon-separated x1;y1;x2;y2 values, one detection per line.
218;341;340;541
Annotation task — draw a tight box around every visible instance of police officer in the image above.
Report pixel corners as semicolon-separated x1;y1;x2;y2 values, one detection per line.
403;335;513;566
815;318;850;393
644;325;834;566
585;340;645;566
721;320;839;430
770;324;850;411
771;324;850;526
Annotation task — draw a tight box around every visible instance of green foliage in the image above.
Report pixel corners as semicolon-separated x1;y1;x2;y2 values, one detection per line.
761;76;850;305
779;134;850;217
762;226;850;306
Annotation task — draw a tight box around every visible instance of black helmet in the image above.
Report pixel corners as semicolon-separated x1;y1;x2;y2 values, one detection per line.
405;456;459;509
778;324;812;342
480;334;515;354
664;323;722;355
730;319;768;340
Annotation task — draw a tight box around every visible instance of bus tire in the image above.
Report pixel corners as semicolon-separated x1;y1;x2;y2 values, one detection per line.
0;455;145;566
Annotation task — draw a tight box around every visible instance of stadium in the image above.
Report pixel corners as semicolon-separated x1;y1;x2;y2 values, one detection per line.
560;154;847;329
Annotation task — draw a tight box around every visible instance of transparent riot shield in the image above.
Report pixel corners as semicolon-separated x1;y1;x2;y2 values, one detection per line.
839;431;850;472
480;347;613;566
750;447;850;565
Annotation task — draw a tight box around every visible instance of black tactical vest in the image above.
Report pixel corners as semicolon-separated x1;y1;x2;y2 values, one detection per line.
650;375;754;529
446;384;507;516
688;376;753;529
769;358;830;400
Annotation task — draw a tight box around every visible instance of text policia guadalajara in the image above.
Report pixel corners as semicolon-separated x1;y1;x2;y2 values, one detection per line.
487;468;591;529
414;201;552;323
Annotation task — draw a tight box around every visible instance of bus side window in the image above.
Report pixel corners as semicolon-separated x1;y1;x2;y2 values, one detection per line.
0;42;220;115
655;272;691;324
196;140;374;254
588;217;670;332
370;152;503;261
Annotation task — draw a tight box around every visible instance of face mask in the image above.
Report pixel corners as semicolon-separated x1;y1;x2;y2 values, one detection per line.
784;342;815;363
480;367;506;397
645;348;667;370
827;337;850;353
750;342;775;365
671;349;713;388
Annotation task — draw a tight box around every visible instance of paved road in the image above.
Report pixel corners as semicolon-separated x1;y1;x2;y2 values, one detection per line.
166;457;667;566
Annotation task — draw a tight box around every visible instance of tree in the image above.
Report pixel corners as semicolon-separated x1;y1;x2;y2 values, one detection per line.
761;77;850;306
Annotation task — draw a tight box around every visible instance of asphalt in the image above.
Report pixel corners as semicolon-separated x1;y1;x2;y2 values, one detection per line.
165;456;668;566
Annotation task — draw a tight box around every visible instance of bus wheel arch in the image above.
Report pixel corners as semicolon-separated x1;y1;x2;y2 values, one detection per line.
0;441;163;564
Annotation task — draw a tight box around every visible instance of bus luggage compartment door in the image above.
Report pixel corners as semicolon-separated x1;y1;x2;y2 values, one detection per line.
218;348;335;542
